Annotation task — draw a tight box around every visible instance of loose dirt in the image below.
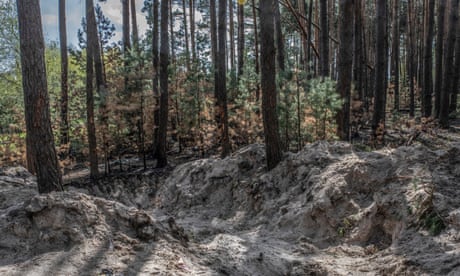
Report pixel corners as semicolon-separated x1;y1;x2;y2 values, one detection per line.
1;140;460;275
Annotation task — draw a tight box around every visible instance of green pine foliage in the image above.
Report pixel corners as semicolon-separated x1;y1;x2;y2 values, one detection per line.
306;78;342;140
0;0;404;168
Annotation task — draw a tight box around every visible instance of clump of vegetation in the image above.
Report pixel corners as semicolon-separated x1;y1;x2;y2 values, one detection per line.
420;209;446;236
306;78;342;140
411;177;446;236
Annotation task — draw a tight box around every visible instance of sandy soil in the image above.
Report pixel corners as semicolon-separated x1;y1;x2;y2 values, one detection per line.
1;139;460;275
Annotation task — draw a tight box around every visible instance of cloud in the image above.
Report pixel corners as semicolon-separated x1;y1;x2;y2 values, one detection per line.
100;1;123;25
41;0;149;47
42;14;58;26
99;0;149;38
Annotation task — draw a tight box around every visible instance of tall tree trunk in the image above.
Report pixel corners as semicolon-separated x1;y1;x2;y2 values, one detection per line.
314;0;320;75
182;0;190;70
17;0;63;193
189;0;196;63
122;0;130;94
422;0;435;117
229;0;235;71
336;0;353;141
95;6;108;85
275;1;286;148
237;1;245;78
417;0;425;92
407;0;416;117
298;0;308;69
450;16;460;114
130;0;143;167
88;0;108;174
87;2;105;112
354;0;366;101
169;0;175;61
361;7;369;109
353;0;363;100
131;0;139;50
328;0;336;77
211;0;218;102
260;0;282;170
434;0;446;118
122;0;130;51
307;0;314;74
319;0;329;77
152;0;160;158
416;0;422;113
216;0;230;157
169;0;180;154
252;0;260;100
86;0;99;179
372;0;387;137
275;1;285;72
391;0;400;111
156;0;170;167
440;0;459;128
296;52;302;150
59;0;69;147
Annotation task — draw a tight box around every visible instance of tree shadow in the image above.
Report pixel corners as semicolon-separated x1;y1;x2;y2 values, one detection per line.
184;142;460;274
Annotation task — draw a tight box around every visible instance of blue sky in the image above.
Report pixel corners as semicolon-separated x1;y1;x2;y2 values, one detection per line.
40;0;148;47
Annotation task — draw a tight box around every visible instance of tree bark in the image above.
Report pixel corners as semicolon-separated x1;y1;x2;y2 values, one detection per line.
328;0;336;77
372;0;387;136
422;0;435;117
59;0;69;147
156;0;170;167
182;0;190;70
407;0;416;117
88;0;108;173
391;0;400;111
275;1;285;72
86;0;99;179
252;0;260;100
297;0;308;69
336;0;353;141
130;0;143;166
275;1;287;149
229;0;235;71
189;0;196;63
307;0;314;75
152;0;160;158
450;14;460;114
169;0;175;61
87;1;105;103
130;0;139;50
417;0;425;93
122;0;130;93
17;0;63;193
314;0;319;75
237;1;245;78
216;0;230;157
440;0;459;128
353;0;364;100
211;0;218;103
122;0;130;51
320;0;329;77
260;0;282;170
434;0;446;118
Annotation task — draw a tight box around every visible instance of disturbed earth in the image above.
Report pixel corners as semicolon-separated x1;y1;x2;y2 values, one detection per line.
1;140;460;275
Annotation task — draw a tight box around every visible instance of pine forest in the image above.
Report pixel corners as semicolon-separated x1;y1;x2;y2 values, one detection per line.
0;0;460;274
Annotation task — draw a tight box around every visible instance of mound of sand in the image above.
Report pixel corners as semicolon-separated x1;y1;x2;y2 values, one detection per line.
1;141;460;275
159;141;460;274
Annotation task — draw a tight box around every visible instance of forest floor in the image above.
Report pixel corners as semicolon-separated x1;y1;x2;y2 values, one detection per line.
0;122;460;275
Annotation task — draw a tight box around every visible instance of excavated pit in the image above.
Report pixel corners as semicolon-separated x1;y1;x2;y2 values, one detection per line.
1;141;460;275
